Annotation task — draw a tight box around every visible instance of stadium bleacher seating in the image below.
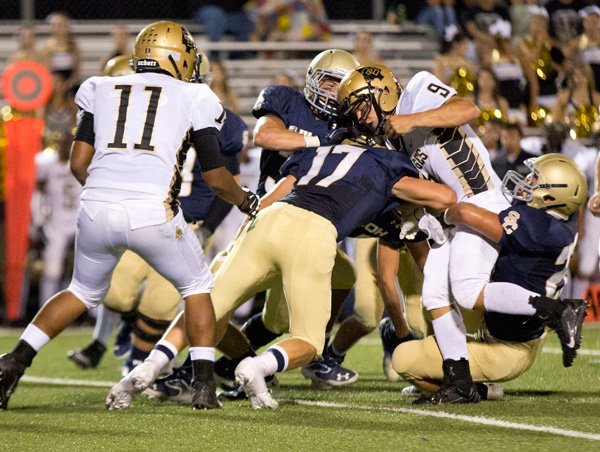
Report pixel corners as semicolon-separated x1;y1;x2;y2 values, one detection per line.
0;20;439;131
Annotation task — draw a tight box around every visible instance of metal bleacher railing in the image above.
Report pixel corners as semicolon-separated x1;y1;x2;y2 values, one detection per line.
0;20;439;130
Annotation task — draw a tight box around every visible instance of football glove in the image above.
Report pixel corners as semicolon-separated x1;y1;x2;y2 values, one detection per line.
399;205;426;240
238;186;260;219
418;213;448;246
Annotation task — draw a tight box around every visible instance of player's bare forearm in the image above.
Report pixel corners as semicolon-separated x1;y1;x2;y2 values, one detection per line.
253;115;309;151
392;177;456;211
385;97;479;136
445;202;503;243
202;167;246;207
260;175;296;210
69;140;95;186
377;242;410;337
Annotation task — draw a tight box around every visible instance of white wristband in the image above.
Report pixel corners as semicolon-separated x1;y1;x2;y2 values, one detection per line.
304;135;320;148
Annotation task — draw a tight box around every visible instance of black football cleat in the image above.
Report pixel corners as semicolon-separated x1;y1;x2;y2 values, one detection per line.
191;380;221;410
144;365;194;405
67;340;106;369
413;358;480;405
414;383;481;405
0;353;26;410
552;299;588;367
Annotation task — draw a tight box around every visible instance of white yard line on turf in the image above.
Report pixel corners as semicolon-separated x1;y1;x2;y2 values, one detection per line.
290;400;600;441
18;375;600;442
21;375;115;388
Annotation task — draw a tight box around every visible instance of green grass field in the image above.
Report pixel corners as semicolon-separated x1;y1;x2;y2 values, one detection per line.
2;325;600;451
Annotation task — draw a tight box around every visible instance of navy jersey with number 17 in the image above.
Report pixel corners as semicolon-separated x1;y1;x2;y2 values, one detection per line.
485;201;579;342
280;144;418;240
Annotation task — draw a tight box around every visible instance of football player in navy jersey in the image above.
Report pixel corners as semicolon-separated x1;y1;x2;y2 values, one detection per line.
211;65;456;409
393;154;589;402
67;52;249;377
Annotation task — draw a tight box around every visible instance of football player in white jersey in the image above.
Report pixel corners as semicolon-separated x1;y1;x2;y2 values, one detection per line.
36;133;83;305
0;21;259;411
385;70;510;404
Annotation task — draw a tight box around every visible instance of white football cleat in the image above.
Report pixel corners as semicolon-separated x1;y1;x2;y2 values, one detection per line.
128;361;159;392
105;361;159;410
106;379;135;410
235;358;279;410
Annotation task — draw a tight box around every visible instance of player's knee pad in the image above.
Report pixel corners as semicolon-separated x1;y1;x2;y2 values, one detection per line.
451;279;486;311
421;280;451;311
132;311;171;344
67;282;106;309
242;312;281;349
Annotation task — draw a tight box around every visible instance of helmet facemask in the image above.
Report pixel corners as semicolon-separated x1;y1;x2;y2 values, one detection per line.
502;155;587;219
303;49;360;119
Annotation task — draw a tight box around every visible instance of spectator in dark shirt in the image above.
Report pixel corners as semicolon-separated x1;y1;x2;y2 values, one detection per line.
493;121;538;179
462;0;510;47
545;0;591;44
190;0;255;59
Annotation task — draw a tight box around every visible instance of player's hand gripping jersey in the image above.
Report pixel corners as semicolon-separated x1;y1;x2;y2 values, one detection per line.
75;72;225;228
395;72;502;201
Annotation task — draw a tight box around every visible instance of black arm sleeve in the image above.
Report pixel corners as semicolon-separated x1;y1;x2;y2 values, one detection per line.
202;196;235;233
74;111;95;146
191;128;224;171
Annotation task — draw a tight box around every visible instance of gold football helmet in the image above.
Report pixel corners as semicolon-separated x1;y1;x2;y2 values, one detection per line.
103;55;134;77
337;65;400;139
132;21;199;82
502;153;587;220
304;49;359;118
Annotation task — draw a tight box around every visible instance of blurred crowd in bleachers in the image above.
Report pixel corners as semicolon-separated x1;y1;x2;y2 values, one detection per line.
1;0;600;325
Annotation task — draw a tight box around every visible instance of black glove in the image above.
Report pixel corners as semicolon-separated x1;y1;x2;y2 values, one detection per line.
238;186;260;219
325;127;351;145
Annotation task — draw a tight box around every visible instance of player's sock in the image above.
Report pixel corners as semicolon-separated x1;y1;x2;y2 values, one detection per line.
483;283;537;316
254;345;288;375
129;345;150;365
327;343;346;363
189;347;215;383
19;324;51;355
92;305;120;346
431;309;468;360
146;340;179;373
10;340;37;368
